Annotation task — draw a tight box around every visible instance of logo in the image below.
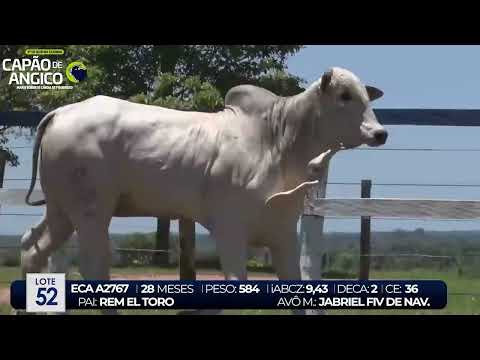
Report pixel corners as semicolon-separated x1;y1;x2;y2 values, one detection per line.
1;49;88;90
66;61;87;83
25;49;65;56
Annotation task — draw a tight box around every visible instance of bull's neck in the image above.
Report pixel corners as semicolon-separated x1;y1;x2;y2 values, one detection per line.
267;88;326;189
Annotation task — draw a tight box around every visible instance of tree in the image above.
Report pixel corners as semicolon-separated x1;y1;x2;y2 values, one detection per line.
2;45;304;110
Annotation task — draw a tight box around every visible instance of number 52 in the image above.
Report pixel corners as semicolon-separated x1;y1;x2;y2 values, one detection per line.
36;287;58;306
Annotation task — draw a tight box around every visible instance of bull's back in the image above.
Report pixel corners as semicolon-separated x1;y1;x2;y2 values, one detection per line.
119;109;224;217
41;96;232;219
41;96;273;225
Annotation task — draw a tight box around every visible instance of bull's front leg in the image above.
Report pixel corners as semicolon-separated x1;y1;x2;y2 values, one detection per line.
299;215;327;315
213;224;248;281
269;227;306;316
178;222;248;316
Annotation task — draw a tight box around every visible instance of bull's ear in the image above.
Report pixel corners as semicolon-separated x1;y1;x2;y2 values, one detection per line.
366;86;384;101
320;69;334;93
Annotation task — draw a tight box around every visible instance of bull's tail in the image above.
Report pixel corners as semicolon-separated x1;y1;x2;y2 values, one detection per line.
25;110;56;206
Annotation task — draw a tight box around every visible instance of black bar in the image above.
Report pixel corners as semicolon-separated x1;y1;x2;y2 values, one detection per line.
1;109;480;128
374;109;480;127
0;111;45;127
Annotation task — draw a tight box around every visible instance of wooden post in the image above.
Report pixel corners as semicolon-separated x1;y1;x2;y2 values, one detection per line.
154;218;170;266
179;218;196;280
300;165;329;315
0;150;6;219
0;150;7;188
359;179;372;280
0;150;7;219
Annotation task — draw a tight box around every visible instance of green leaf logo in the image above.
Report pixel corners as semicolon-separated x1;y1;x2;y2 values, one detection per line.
66;61;87;83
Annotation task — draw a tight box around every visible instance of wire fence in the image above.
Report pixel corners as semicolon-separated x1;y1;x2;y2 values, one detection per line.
0;245;171;253
5;244;480;259
4;213;480;223
2;145;480;301
4;145;480;192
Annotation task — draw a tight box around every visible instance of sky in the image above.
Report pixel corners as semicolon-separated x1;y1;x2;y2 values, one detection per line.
1;45;480;235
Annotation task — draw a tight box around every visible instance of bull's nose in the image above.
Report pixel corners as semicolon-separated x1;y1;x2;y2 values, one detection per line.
373;129;388;145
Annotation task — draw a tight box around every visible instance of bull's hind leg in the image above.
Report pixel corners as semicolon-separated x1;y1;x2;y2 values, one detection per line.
14;216;47;315
17;204;74;316
72;204;118;315
21;204;74;279
20;215;48;257
77;224;112;283
48;244;71;274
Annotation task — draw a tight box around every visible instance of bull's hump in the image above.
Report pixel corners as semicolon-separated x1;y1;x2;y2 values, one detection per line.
83;95;123;105
225;85;279;117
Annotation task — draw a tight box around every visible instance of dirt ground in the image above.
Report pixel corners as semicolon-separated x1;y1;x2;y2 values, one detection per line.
0;288;9;306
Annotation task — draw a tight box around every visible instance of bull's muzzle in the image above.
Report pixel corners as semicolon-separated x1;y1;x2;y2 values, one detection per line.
371;129;388;146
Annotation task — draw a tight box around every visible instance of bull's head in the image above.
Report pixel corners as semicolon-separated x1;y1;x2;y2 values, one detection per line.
265;68;388;208
314;67;388;150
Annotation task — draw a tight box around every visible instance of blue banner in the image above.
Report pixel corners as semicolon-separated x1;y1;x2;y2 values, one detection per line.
10;279;448;311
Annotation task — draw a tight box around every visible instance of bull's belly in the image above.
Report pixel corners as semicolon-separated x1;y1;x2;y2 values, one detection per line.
111;172;263;228
113;179;207;221
113;181;300;247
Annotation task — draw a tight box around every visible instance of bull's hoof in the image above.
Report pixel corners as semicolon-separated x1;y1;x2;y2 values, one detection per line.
292;309;305;316
302;309;327;316
101;309;120;316
46;311;70;316
291;309;327;315
177;309;223;315
11;309;29;315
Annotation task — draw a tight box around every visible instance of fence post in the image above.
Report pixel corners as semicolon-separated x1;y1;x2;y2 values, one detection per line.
359;179;372;280
0;150;6;218
154;218;170;266
179;218;196;280
300;165;329;315
0;150;7;188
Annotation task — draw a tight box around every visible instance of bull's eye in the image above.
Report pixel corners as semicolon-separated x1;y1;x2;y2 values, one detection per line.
340;91;352;102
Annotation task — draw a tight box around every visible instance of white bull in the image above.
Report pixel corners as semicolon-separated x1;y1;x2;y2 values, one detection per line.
20;67;387;311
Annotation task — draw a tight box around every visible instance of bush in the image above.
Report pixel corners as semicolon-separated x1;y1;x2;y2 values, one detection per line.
117;233;155;267
332;253;358;273
0;250;20;267
457;255;480;279
196;259;221;270
246;259;274;273
323;270;356;279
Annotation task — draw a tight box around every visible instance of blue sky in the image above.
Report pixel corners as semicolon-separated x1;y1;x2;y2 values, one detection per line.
1;45;480;235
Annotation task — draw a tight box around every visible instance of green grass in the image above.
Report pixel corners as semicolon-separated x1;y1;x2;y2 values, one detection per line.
0;266;21;284
328;269;480;315
1;266;478;315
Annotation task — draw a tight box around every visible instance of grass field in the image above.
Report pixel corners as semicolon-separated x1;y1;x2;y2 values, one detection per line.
1;266;478;315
